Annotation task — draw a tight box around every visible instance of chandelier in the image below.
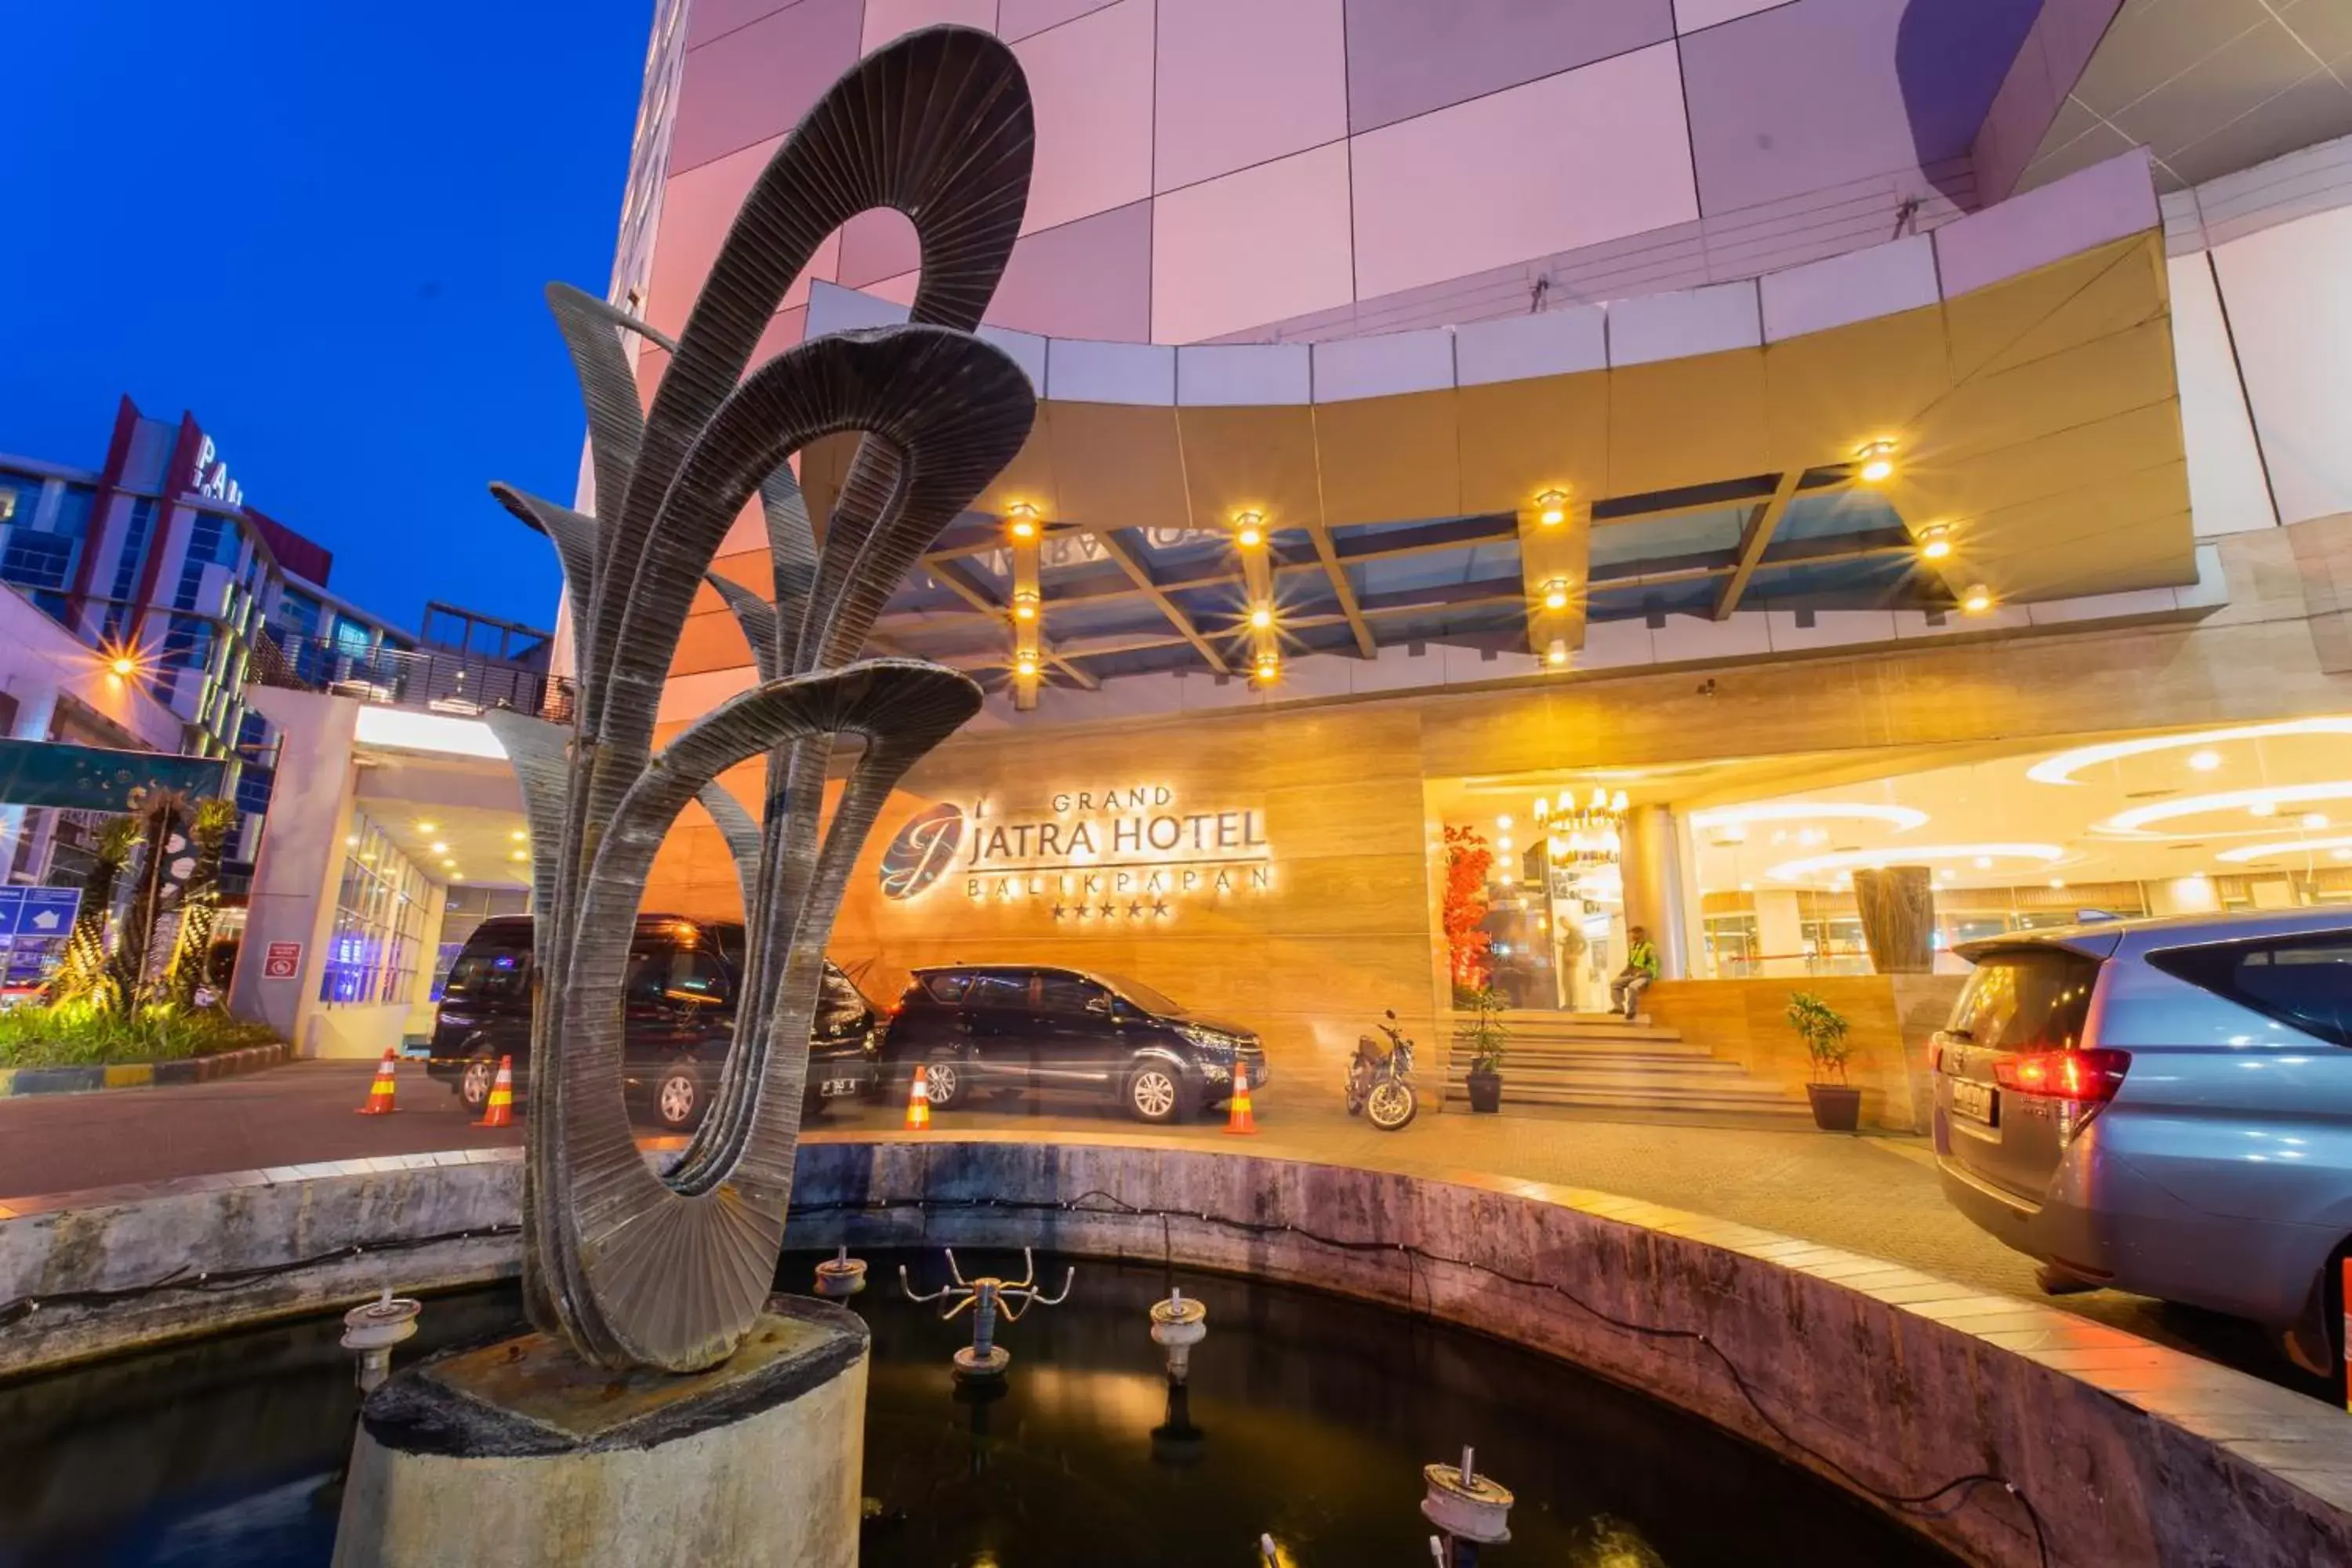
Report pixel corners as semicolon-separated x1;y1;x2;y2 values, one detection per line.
1533;786;1628;867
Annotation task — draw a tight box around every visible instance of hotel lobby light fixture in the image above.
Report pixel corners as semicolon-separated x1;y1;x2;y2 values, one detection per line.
1014;652;1040;678
1011;590;1040;622
1248;604;1273;630
1005;502;1040;540
1545;639;1570;668
2187;750;2223;772
1960;583;1993;615
1254;652;1279;684
1541;578;1570;611
1917;524;1952;561
1536;490;1567;526
1855;440;1897;484
1233;510;1266;549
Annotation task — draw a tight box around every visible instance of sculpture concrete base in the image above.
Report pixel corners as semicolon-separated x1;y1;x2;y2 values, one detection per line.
332;1296;867;1568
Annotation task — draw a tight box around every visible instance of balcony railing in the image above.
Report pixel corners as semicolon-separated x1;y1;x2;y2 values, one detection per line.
252;633;575;724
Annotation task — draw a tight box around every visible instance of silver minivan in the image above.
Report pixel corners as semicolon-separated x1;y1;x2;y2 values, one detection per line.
1933;909;2352;1376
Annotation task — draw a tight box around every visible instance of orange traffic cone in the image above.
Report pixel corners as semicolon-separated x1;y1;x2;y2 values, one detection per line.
1223;1063;1258;1135
904;1065;932;1131
355;1048;399;1116
474;1056;515;1128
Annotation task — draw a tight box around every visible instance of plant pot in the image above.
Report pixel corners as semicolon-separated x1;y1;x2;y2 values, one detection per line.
1806;1083;1863;1132
1466;1069;1503;1113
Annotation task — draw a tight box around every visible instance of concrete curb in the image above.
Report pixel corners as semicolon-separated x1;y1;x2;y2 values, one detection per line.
0;1041;289;1098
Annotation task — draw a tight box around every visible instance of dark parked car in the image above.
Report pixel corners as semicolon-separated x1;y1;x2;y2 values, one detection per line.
882;964;1267;1123
425;913;882;1131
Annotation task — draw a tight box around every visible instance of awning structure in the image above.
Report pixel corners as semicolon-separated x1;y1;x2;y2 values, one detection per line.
742;151;2193;693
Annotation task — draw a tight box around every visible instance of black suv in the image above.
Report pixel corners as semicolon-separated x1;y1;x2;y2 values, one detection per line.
425;913;882;1131
882;965;1267;1123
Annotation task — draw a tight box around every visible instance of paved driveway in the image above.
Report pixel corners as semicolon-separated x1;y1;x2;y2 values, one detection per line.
0;1061;2322;1397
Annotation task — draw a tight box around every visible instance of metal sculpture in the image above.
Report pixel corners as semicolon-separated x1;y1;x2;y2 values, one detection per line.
486;26;1036;1372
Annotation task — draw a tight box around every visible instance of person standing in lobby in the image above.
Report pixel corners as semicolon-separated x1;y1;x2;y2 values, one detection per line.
1611;927;1660;1020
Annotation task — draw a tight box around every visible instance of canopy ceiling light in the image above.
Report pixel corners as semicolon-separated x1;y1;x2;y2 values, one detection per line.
1535;490;1567;526
1232;510;1265;549
1766;843;2064;881
1960;583;1994;615
2027;718;2352;786
2101;782;2352;834
1854;439;1897;484
2217;833;2352;864
1690;802;1929;833
1005;502;1040;540
1917;524;1953;562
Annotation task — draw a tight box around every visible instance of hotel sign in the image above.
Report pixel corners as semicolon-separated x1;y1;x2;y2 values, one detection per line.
877;784;1273;924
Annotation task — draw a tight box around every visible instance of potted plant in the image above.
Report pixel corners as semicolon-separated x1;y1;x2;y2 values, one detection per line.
1788;991;1860;1131
1461;985;1509;1113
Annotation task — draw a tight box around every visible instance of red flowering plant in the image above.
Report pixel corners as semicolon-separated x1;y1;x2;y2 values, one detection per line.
1442;825;1496;995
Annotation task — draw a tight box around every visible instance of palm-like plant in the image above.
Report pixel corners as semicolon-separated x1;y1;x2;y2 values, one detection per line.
165;798;239;1007
44;815;141;1007
485;25;1038;1372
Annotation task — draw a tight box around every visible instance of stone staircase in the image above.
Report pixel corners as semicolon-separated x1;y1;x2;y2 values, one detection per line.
1443;1010;1813;1126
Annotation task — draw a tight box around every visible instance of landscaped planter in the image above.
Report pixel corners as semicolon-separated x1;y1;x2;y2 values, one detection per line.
1465;1069;1503;1113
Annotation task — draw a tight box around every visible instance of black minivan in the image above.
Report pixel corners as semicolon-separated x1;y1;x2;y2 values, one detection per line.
881;964;1268;1123
426;913;882;1131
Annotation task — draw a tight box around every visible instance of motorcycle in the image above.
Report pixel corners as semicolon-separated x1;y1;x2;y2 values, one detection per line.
1345;1008;1419;1131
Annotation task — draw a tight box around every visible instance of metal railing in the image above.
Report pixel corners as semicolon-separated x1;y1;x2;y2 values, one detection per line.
252;633;575;724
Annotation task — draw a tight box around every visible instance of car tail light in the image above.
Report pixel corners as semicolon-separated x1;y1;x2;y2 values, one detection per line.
1994;1047;2130;1103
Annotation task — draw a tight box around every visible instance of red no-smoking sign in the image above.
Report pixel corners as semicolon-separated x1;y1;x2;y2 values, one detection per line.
262;941;303;980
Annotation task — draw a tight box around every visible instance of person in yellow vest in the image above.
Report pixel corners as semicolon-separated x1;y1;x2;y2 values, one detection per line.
1610;927;1660;1020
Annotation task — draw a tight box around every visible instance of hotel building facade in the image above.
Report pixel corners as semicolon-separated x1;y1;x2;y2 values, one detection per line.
596;0;2352;1127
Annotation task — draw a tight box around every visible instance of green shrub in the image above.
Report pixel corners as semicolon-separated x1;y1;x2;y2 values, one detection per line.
1785;991;1853;1084
0;1002;280;1069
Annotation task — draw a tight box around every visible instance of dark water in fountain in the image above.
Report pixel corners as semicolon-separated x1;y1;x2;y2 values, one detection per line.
0;1251;1962;1566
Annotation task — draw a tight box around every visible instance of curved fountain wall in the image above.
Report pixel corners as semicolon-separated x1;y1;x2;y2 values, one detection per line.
5;1134;2347;1568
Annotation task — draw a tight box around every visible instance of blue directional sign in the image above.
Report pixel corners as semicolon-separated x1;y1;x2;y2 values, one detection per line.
0;887;81;938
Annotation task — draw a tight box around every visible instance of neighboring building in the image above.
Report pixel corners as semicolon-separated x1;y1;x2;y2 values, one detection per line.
0;401;565;1044
0;395;412;767
587;3;2352;1130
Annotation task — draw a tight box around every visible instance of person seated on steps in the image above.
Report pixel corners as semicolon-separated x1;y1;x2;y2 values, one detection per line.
1610;926;1660;1021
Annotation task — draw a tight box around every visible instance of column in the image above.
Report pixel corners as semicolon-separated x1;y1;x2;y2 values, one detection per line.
1753;889;1807;977
1621;804;1690;980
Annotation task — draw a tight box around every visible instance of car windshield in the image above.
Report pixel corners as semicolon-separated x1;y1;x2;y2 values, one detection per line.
1095;973;1185;1015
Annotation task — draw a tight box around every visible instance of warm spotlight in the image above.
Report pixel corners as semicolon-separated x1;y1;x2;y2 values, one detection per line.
1233;511;1266;549
1960;584;1992;615
1006;502;1040;540
1248;605;1273;630
1855;440;1896;484
1917;524;1952;561
1535;489;1567;527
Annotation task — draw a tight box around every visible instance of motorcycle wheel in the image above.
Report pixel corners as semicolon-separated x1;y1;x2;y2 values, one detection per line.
1366;1079;1417;1131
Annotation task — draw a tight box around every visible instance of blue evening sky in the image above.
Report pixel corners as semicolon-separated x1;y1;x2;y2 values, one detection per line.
0;1;655;635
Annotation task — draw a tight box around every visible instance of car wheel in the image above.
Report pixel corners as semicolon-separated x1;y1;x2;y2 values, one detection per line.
924;1055;966;1111
655;1062;704;1131
1124;1062;1188;1124
459;1051;495;1111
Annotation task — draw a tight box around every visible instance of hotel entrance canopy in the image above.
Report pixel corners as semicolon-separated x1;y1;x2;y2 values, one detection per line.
778;151;2195;691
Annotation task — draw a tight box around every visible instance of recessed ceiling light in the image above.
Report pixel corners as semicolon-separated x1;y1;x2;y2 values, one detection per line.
430;841;448;854
2187;750;2223;772
417;821;438;833
2303;812;2329;830
2029;719;2352;786
2249;801;2278;817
